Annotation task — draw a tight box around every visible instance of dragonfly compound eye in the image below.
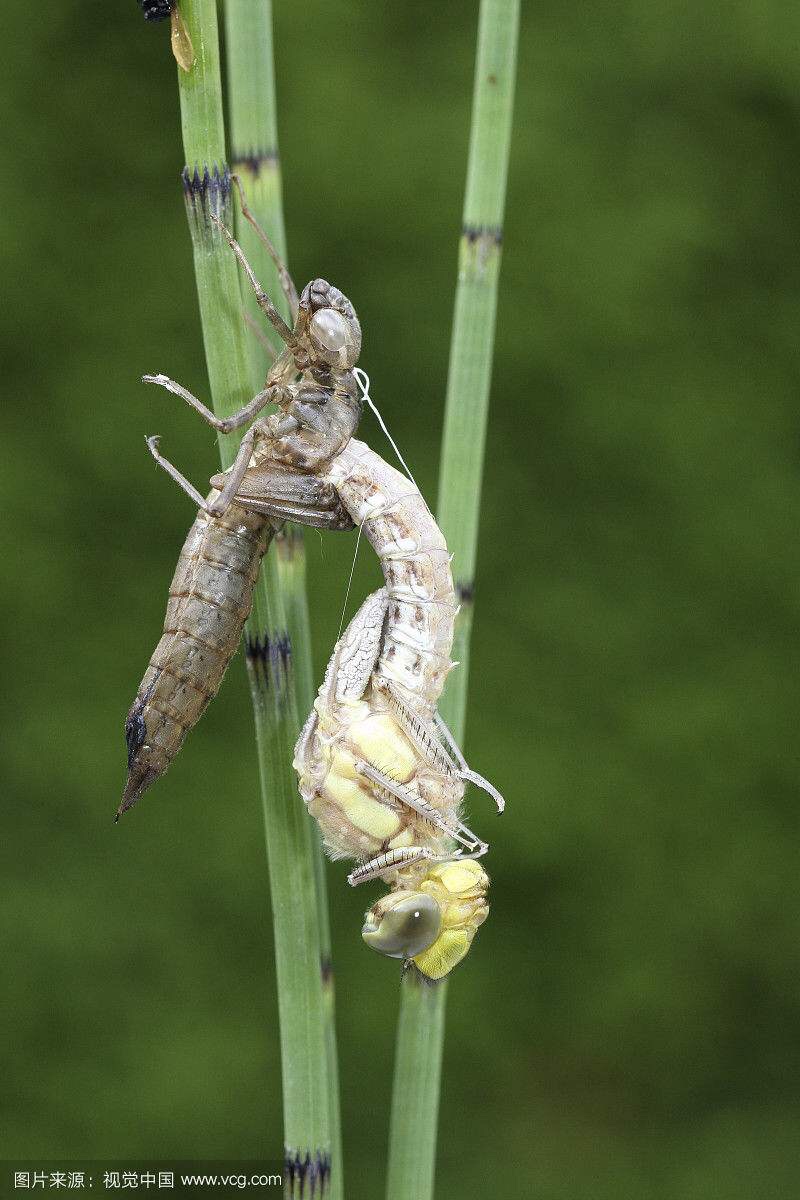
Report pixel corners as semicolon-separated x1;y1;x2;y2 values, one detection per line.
361;893;442;960
308;307;360;369
309;307;348;351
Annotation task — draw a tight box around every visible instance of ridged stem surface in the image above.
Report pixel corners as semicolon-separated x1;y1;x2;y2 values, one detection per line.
177;2;332;1192
223;7;343;1194
386;3;520;1198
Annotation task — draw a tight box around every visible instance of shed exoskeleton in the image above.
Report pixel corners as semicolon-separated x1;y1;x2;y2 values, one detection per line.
123;183;504;977
119;180;364;820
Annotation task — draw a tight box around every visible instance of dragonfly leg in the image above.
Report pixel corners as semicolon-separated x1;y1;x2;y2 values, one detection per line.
237;498;352;530
210;215;295;347
146;436;209;510
348;841;488;888
434;710;505;812
146;423;258;518
373;678;459;778
232;173;300;322
205;426;259;516
348;847;435;887
371;677;503;813
354;760;488;857
141;374;280;434
242;310;281;363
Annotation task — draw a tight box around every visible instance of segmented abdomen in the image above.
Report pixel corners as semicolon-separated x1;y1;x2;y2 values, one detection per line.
118;496;271;818
326;440;456;712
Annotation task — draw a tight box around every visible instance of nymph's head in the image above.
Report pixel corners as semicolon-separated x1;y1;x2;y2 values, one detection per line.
292;278;362;373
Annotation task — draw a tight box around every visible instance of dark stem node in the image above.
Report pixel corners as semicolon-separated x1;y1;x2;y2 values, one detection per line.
462;222;503;246
284;1148;331;1198
231;147;280;178
245;631;293;691
456;579;475;605
181;164;232;226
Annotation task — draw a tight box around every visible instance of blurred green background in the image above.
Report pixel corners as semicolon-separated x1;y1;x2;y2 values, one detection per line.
2;1;799;1196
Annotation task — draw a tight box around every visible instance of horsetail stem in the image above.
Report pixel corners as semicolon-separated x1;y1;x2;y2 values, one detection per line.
223;0;287;385
223;6;343;1191
176;0;332;1188
438;0;520;733
386;3;520;1198
274;527;345;1200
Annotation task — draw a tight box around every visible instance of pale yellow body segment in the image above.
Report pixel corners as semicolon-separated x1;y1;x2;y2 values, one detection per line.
293;440;496;978
296;688;458;862
409;861;490;979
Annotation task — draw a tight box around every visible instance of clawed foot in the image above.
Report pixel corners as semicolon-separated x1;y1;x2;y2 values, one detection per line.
145;435;209;511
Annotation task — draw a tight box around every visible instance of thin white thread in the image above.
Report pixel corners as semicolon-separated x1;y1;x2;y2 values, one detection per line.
336;521;364;643
338;367;429;639
353;366;418;489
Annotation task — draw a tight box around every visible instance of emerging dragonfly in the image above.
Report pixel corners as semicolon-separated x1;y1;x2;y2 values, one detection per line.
289;418;505;978
122;182;503;977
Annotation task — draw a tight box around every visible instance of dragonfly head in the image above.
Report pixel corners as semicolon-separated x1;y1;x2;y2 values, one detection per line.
292;278;361;373
362;859;490;980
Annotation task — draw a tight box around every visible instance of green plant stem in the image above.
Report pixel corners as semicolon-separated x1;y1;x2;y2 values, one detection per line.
385;975;447;1200
386;3;519;1198
438;0;520;732
223;0;288;383
223;5;343;1194
275;529;344;1200
176;3;332;1193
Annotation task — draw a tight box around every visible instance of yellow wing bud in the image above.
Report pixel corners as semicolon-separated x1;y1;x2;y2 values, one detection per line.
347;713;417;783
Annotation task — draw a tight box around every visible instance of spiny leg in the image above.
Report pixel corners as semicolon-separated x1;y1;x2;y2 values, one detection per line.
354;760;488;856
375;677;459;778
231;173;299;322
348;840;488;888
375;677;505;813
146;422;257;518
348;847;435;888
146;436;208;510
434;710;505;812
210;213;295;346
141;373;280;434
